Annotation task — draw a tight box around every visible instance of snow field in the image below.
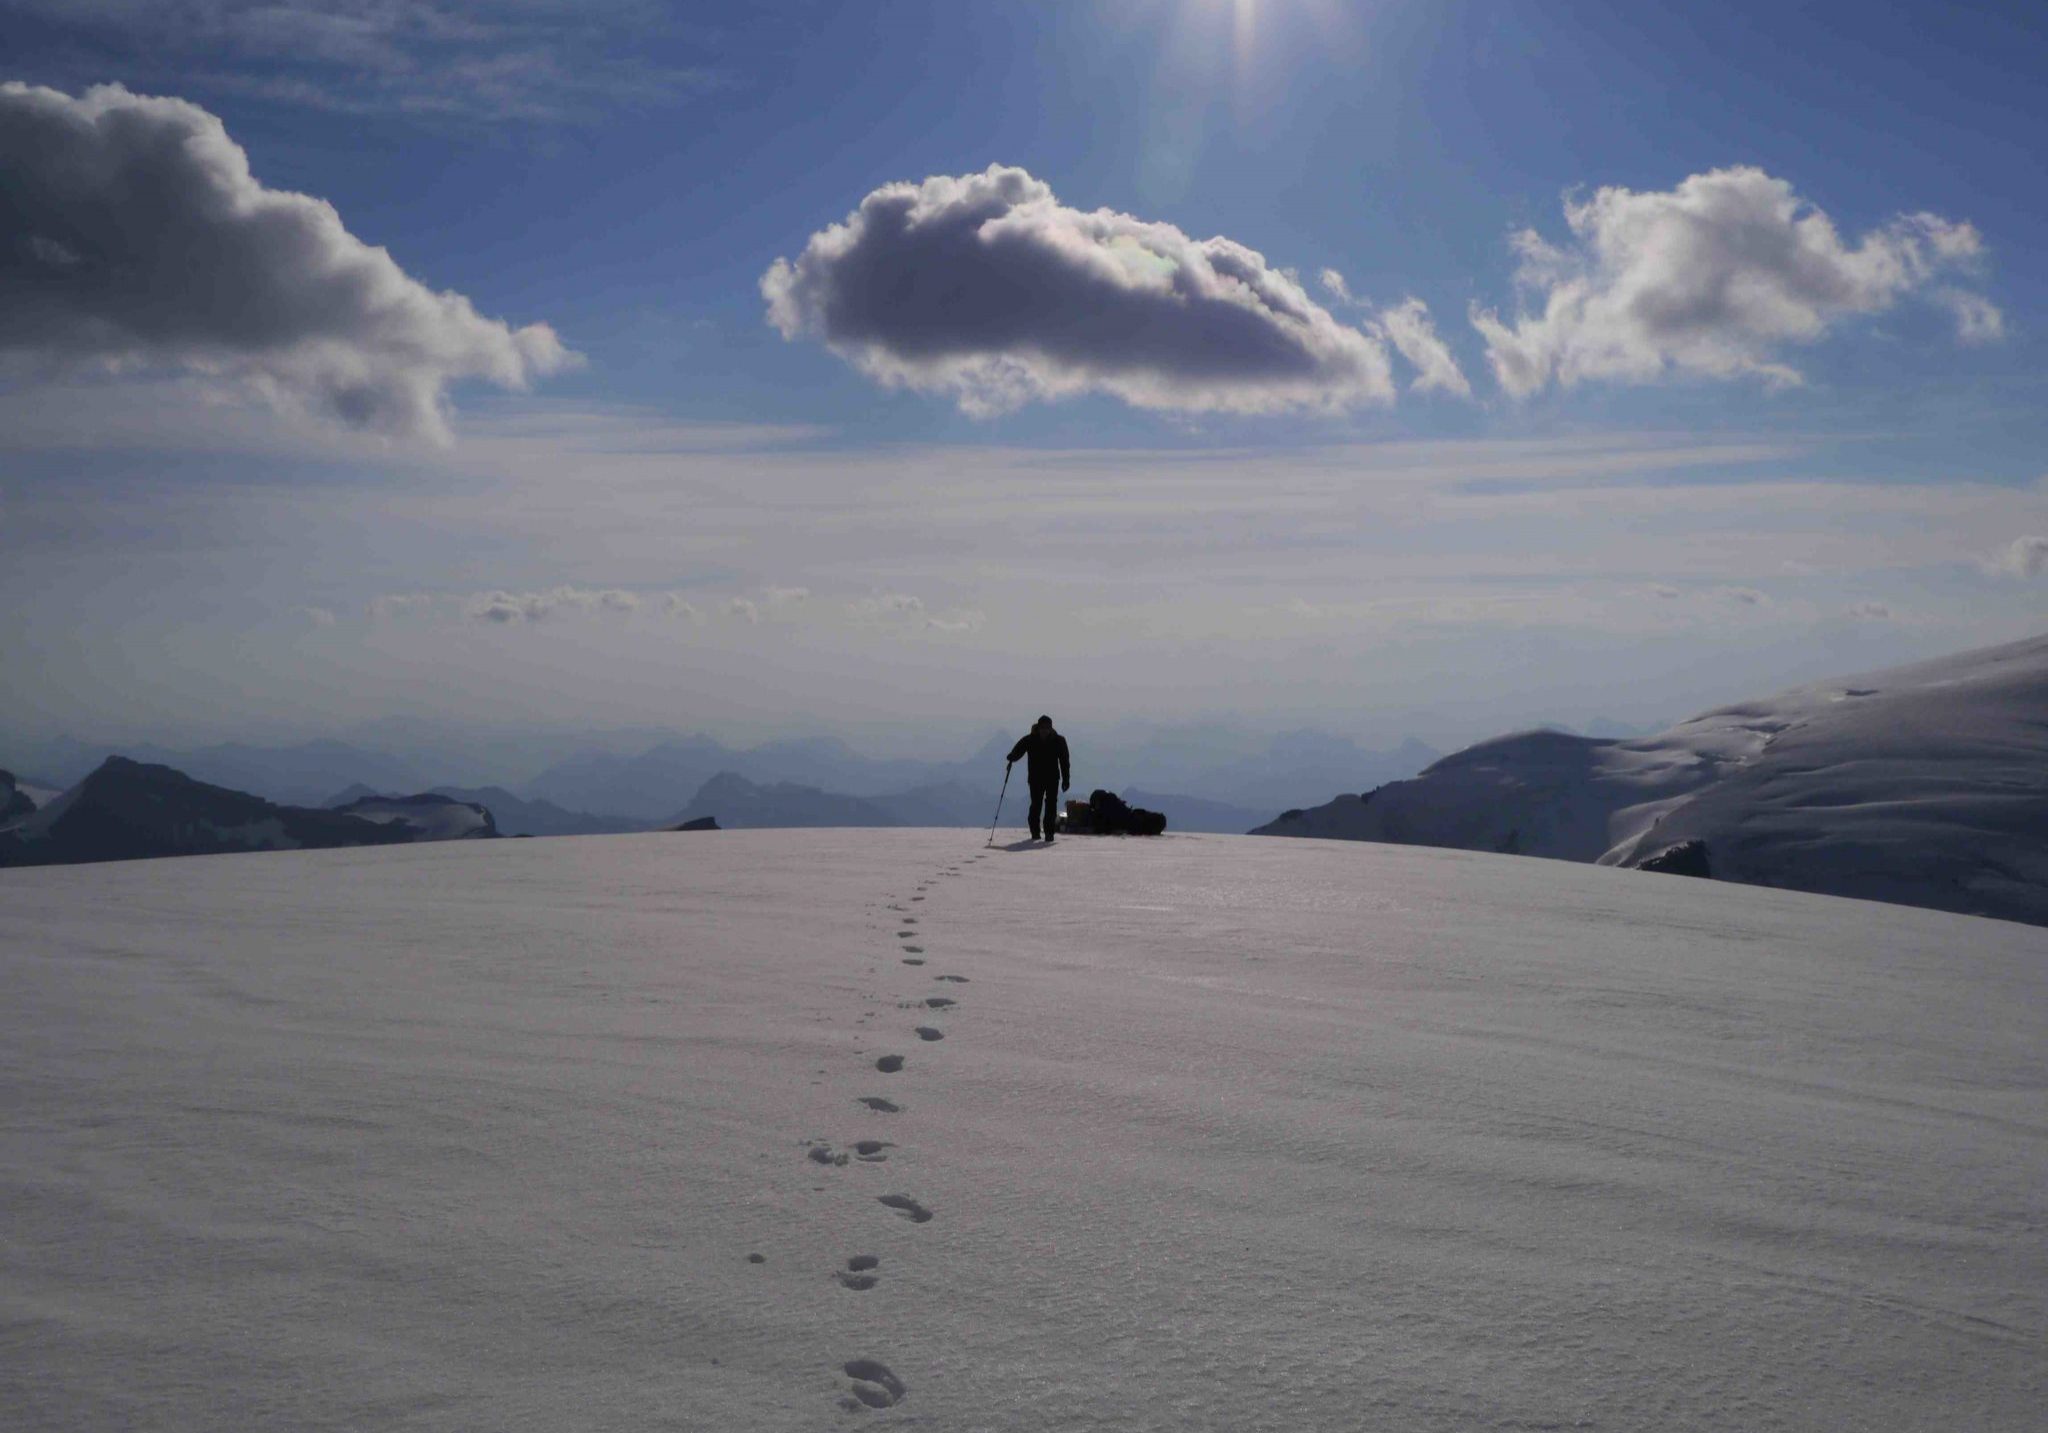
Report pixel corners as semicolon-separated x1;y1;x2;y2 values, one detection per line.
2;830;2043;1430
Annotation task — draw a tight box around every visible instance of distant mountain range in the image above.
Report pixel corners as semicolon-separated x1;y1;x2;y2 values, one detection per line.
32;738;433;809
667;774;905;830
1119;789;1279;835
1256;633;2048;928
521;734;1017;821
10;630;2041;902
0;759;513;869
8;725;1445;845
521;728;1434;826
666;776;1274;834
326;784;645;839
862;780;991;828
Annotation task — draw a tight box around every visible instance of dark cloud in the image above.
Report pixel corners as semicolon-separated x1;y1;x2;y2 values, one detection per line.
0;82;575;440
763;165;1395;417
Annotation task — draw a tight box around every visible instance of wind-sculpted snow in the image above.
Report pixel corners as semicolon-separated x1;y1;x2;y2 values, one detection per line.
2;831;2041;1430
1257;632;2048;926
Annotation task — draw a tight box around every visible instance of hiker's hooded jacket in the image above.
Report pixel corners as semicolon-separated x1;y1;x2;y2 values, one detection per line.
1007;727;1071;790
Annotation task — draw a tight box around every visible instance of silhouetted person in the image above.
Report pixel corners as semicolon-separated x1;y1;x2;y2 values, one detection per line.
1006;715;1071;842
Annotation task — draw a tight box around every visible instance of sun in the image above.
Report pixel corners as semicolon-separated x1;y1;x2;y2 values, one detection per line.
1125;0;1362;104
1228;0;1263;63
1100;0;1365;200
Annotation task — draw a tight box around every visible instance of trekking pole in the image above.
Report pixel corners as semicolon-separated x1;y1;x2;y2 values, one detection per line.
986;762;1012;846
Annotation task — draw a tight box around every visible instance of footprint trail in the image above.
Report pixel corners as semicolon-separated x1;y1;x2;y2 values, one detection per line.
816;843;997;1414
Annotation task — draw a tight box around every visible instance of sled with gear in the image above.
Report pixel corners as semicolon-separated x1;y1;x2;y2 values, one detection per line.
1062;789;1167;837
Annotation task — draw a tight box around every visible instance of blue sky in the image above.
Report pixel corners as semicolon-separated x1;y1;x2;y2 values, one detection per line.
3;1;2044;757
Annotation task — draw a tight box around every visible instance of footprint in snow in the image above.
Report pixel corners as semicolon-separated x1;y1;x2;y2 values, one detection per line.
842;1359;906;1410
914;1026;944;1041
857;1097;900;1113
933;974;968;983
897;930;917;938
854;1140;892;1161
875;1054;906;1073
808;1142;850;1167
902;945;925;954
902;957;925;966
836;1255;881;1292
877;1194;932;1224
924;996;955;1009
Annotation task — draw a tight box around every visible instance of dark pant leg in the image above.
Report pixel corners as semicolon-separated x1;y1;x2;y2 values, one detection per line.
1030;781;1057;837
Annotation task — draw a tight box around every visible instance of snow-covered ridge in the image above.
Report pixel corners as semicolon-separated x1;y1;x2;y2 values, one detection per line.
331;792;497;841
1255;632;2048;926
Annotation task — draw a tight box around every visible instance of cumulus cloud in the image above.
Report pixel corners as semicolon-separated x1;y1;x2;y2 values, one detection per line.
0;82;577;441
1317;272;1468;397
924;610;986;634
763;165;1395;417
715;587;806;625
368;592;435;620
463;587;638;624
1939;288;2006;345
1985;535;2048;580
1371;298;1471;397
661;593;704;623
1471;166;2000;397
849;592;927;620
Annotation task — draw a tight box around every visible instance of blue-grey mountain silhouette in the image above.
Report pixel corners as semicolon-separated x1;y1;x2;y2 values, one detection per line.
0;757;414;868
